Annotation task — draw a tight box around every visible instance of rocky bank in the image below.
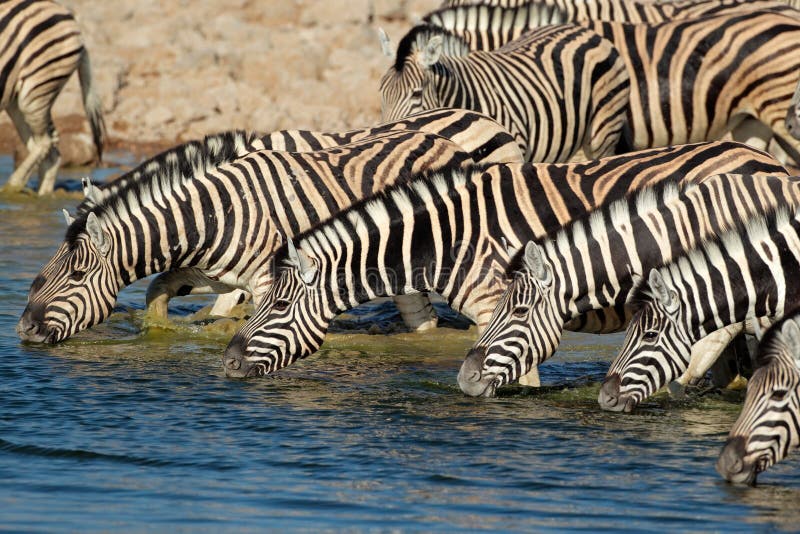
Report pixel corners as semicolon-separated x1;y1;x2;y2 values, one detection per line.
0;0;441;166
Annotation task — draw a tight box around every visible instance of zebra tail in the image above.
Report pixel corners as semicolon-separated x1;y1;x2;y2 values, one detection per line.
77;48;107;162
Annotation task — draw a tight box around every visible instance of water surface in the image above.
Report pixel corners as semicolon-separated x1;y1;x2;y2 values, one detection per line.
1;162;798;531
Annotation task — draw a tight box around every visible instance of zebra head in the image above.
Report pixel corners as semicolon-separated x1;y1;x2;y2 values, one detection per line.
599;268;692;412
17;212;120;343
717;316;800;485
379;26;468;121
223;239;330;378
458;241;562;397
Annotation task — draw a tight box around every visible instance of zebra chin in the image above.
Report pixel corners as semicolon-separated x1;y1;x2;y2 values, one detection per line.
598;374;640;413
457;347;500;397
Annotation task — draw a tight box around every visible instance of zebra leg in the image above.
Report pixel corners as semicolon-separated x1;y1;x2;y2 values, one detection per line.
672;322;745;391
208;290;251;317
36;126;61;196
145;268;236;319
3;102;46;192
393;293;438;331
518;365;541;388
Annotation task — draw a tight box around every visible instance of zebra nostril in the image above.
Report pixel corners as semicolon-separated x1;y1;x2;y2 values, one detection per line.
598;373;622;410
225;358;241;370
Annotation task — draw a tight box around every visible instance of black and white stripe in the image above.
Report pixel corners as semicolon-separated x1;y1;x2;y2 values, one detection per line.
426;0;799;51
459;173;799;397
79;108;524;324
219;141;786;378
582;11;800;165
379;23;630;162
600;207;800;412
0;0;105;195
16;128;481;343
717;312;800;485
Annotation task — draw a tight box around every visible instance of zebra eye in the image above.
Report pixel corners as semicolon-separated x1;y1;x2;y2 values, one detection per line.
273;299;291;312
643;330;658;342
771;389;789;402
512;306;529;318
70;270;86;282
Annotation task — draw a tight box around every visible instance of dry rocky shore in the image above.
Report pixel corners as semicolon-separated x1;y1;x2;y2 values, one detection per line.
0;0;441;167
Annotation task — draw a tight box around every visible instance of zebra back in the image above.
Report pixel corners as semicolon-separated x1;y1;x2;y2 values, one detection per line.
718;311;800;485
426;0;798;51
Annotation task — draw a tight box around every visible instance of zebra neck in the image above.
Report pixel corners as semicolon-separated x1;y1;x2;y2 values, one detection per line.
670;215;800;341
98;180;226;286
306;174;505;322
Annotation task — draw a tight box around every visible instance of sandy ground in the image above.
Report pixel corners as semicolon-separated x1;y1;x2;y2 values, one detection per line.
0;0;441;164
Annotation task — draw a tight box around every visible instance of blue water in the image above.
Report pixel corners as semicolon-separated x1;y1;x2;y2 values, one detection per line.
1;161;799;531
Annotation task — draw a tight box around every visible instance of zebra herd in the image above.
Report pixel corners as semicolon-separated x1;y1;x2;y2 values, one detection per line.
11;0;800;486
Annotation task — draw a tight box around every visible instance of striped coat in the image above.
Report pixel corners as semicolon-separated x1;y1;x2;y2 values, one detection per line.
218;141;787;378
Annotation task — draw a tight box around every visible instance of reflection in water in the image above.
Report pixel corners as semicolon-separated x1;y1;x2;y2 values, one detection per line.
1;158;799;530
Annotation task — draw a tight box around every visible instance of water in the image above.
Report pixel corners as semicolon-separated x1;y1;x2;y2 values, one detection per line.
1;161;799;531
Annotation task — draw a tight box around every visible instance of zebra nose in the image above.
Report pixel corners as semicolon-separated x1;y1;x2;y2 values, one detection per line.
17;303;49;342
458;347;496;397
222;334;251;378
598;373;623;411
716;436;753;484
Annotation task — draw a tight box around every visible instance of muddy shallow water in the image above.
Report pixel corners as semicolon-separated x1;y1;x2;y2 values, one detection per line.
1;161;798;531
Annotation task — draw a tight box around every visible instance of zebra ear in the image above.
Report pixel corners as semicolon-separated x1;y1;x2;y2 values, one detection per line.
86;212;110;256
420;35;443;67
648;269;678;313
286;238;317;285
378;27;394;58
523;241;551;286
62;209;74;226
780;318;800;364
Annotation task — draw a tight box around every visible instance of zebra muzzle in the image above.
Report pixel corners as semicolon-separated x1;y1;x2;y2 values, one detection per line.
598;374;637;413
716;436;756;485
458;347;498;397
16;303;54;343
222;334;255;378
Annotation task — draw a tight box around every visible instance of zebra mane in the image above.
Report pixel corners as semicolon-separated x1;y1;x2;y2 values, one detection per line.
274;161;491;267
754;312;800;369
422;1;568;41
627;206;795;311
66;129;261;247
394;24;471;71
504;180;692;277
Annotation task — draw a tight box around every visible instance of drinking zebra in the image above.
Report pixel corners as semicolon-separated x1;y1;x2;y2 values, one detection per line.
425;0;799;51
379;22;629;162
16;129;479;344
598;207;800;413
0;0;105;195
77;108;523;326
717;312;800;485
219;141;786;380
458;173;800;397
581;11;800;165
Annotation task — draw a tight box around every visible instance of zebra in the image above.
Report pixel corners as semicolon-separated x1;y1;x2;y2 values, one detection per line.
458;173;800;396
0;0;105;195
219;141;786;380
378;22;630;162
717;311;800;485
16;129;484;344
424;0;800;51
77;108;524;327
580;11;800;166
598;207;800;413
